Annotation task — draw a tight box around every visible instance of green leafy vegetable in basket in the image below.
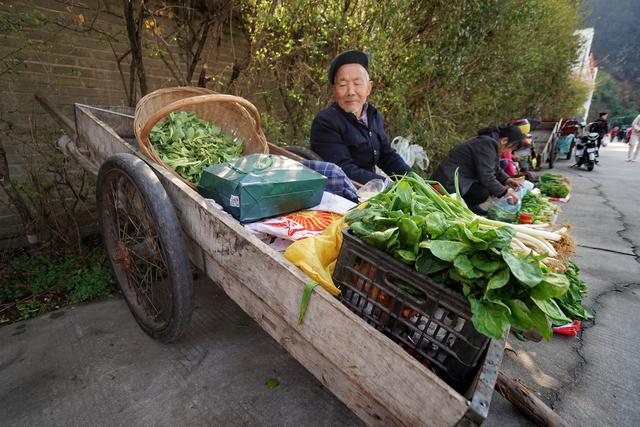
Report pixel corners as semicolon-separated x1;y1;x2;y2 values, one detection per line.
149;111;244;183
535;173;571;198
519;192;557;223
344;172;590;340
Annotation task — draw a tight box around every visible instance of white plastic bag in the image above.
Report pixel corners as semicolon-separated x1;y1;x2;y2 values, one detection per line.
601;135;610;147
391;136;429;170
357;179;387;201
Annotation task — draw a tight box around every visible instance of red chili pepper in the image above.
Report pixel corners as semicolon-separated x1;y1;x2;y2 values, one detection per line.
553;320;581;336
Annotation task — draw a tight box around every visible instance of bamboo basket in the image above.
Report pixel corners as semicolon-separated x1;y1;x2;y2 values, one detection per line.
134;87;269;189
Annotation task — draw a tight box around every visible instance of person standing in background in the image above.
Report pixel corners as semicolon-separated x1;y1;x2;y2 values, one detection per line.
610;126;618;142
626;111;640;162
589;112;609;153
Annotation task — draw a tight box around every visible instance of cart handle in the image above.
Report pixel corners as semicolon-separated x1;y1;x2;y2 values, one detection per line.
138;94;264;145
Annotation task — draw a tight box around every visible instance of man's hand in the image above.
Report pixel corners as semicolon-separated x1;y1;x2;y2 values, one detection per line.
504;178;522;189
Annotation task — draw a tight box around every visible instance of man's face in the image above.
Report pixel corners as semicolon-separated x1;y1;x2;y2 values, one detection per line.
332;63;372;117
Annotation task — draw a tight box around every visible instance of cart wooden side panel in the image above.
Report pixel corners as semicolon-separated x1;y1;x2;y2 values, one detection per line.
531;120;561;167
74;106;470;426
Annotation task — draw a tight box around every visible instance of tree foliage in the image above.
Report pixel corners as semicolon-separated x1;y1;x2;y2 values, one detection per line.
590;70;638;127
583;0;640;100
240;0;586;169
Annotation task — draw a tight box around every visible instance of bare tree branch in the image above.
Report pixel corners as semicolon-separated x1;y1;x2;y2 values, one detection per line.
0;138;39;244
122;0;148;105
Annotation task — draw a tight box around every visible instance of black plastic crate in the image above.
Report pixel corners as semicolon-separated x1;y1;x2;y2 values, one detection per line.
333;229;490;392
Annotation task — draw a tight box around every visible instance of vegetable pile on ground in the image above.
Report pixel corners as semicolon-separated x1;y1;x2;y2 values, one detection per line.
149;111;244;183
519;192;558;223
344;172;591;340
535;173;571;198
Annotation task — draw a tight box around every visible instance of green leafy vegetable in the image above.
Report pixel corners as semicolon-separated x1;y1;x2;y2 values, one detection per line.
519;192;558;223
535;173;571;198
149;111;244;183
553;261;593;321
487;268;510;291
501;250;543;288
469;295;511;340
506;299;533;332
425;240;468;262
344;172;590;340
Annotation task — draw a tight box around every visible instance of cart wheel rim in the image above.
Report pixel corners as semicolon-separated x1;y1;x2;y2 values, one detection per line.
102;170;173;330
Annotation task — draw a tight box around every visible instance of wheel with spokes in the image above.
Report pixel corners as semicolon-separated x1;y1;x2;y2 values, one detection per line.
97;153;192;342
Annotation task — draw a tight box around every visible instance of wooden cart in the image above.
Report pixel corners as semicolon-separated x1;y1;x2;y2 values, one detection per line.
530;120;562;170
39;98;504;426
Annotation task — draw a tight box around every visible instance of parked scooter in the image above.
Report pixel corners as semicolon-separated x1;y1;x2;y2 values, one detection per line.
572;132;599;171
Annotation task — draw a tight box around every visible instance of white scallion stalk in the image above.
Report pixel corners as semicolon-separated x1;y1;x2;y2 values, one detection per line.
515;232;557;257
526;223;551;229
511;238;531;255
480;218;563;241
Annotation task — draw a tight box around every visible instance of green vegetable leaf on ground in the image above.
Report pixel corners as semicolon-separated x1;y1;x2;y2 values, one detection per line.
265;377;280;390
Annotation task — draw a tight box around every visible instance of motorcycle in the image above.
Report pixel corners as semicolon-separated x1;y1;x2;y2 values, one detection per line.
572;132;599;171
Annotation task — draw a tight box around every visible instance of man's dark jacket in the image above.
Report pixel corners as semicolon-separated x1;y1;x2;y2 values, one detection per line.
589;118;609;137
431;129;509;197
310;102;411;184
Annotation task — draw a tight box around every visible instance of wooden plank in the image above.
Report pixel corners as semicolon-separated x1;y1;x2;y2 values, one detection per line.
34;94;76;139
74;105;470;426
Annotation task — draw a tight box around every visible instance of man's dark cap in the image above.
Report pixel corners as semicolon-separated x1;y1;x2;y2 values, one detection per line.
328;50;369;84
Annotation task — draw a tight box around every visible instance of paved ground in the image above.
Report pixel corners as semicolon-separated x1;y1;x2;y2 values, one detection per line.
486;141;640;426
1;142;639;426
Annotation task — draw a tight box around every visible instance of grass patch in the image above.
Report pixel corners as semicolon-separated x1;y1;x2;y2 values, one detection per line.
0;243;116;325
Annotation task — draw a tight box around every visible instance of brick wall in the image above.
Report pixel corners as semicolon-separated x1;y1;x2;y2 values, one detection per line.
0;0;251;249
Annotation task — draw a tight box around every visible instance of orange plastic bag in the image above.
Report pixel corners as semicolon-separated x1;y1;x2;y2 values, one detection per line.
245;210;341;241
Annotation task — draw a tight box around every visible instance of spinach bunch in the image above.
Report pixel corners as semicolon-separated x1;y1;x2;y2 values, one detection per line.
535;173;571;198
344;173;590;340
554;261;592;322
149;111;244;183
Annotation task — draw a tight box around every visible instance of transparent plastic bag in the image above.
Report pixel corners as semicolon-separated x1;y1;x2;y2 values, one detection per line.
486;181;534;222
391;136;429;170
487;198;520;223
357;179;387;201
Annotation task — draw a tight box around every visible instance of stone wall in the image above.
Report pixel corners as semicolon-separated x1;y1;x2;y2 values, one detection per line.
0;0;250;249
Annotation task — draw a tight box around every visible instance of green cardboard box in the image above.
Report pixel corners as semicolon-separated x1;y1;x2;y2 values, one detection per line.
197;153;327;222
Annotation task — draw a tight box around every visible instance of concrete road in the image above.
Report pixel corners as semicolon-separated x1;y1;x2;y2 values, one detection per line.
1;142;639;426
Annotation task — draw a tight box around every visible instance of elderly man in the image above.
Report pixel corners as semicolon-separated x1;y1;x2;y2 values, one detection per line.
310;50;411;184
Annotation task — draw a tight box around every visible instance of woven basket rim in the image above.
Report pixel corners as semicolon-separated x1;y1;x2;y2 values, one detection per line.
133;87;269;189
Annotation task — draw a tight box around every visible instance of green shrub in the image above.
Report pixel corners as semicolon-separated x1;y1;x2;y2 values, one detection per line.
0;245;116;323
240;0;586;171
